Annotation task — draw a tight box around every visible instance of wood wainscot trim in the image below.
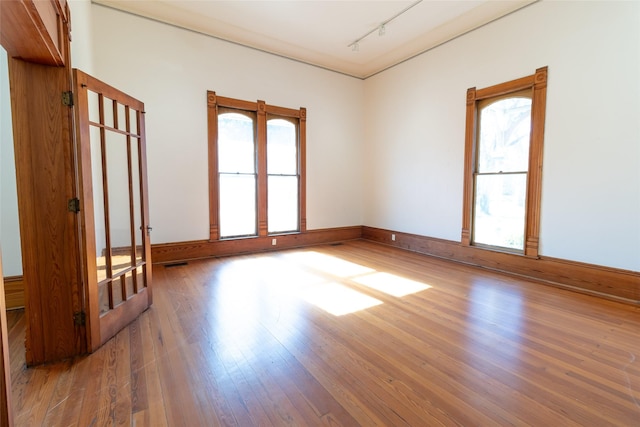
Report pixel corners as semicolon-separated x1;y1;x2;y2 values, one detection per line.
3;277;24;310
9;56;85;365
0;0;70;66
151;226;363;264
362;226;640;305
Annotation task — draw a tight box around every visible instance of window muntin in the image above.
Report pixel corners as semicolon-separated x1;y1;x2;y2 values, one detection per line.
473;93;532;251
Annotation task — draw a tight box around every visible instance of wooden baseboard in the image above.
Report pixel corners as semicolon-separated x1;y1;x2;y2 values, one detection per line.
151;226;363;264
8;225;637;310
362;226;640;305
3;276;24;310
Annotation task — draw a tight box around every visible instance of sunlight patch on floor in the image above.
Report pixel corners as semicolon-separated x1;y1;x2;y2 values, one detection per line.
277;250;435;315
352;272;432;297
300;282;383;316
283;251;375;277
221;251;434;317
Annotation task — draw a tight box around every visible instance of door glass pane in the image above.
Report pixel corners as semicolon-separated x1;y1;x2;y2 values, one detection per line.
131;137;143;263
478;97;531;173
116;102;126;131
473;173;527;250
218;113;255;173
90;125;108;283
129;107;138;135
125;272;135;299
88;90;100;124
103;96;115;129
219;174;256;237
268;176;298;233
106;131;133;276
136;266;145;291
99;283;109;315
267;119;297;174
112;276;124;307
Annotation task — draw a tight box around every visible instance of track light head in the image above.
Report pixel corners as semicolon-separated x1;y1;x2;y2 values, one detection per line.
347;0;422;52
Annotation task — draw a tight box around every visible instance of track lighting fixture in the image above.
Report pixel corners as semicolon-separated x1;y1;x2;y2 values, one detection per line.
348;0;422;51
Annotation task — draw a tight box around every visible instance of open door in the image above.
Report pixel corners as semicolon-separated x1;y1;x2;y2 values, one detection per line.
73;69;152;351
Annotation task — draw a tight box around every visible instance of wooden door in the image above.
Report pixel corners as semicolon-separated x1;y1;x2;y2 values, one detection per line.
73;69;153;351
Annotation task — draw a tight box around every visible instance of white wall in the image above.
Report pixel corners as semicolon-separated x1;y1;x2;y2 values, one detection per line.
363;0;640;271
90;5;365;243
3;0;638;275
0;1;95;277
70;0;95;73
0;47;22;277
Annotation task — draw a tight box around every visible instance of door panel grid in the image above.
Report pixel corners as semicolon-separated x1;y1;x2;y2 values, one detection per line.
74;69;152;351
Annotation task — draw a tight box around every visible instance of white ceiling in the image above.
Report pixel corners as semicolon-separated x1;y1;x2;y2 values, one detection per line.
93;0;537;79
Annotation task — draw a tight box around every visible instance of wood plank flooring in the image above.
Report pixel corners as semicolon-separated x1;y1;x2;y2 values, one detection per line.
8;240;640;426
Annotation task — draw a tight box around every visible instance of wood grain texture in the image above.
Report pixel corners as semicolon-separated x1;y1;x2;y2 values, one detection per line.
207;93;307;241
73;69;152;352
151;226;363;264
461;67;547;258
8;240;640;425
2;277;24;310
363;226;640;304
0;263;13;426
8;57;84;365
524;66;548;257
0;0;67;66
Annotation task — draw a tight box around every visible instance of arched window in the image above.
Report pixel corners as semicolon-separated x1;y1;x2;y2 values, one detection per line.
473;93;532;250
208;92;306;240
462;67;548;257
217;111;257;238
267;118;299;234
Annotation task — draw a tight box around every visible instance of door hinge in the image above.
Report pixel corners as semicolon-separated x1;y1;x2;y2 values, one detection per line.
62;91;74;107
73;311;86;326
67;197;80;213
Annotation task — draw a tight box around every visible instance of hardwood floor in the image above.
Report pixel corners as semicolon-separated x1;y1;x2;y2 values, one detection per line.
8;240;640;426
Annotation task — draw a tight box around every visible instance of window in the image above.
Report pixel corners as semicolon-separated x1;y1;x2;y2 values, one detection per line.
217;110;257;237
461;67;548;257
267;117;299;233
207;92;306;240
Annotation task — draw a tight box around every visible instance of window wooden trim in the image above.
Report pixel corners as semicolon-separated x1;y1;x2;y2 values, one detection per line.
461;67;548;257
207;91;306;241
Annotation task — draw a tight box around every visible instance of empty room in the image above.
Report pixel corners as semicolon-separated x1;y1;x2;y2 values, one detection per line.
0;0;639;425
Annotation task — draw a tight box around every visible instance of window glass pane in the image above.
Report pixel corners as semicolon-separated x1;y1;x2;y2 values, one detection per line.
218;113;255;173
267;119;297;175
268;176;299;233
219;174;257;237
478;97;531;173
473;173;526;250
